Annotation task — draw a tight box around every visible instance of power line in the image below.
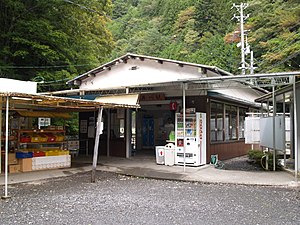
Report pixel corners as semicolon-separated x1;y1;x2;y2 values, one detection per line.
0;64;94;69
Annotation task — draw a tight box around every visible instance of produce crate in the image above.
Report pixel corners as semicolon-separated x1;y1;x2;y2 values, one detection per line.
45;133;56;142
33;151;46;157
16;151;33;159
38;134;48;142
54;134;64;142
20;136;31;143
30;134;40;142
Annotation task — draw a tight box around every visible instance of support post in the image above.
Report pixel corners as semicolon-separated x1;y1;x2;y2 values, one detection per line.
107;109;110;157
91;107;103;183
2;96;10;199
293;78;298;182
0;97;2;174
182;83;186;172
283;93;286;168
126;109;131;158
272;85;276;171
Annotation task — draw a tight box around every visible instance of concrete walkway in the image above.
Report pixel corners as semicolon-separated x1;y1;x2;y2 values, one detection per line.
1;155;299;187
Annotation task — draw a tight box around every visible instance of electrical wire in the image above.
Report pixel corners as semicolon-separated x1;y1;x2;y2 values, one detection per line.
0;64;94;69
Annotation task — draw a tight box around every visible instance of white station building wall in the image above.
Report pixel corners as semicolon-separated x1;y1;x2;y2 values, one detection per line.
79;59;205;90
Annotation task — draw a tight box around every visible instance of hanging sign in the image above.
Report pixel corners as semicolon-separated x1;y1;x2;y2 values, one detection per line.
169;101;178;111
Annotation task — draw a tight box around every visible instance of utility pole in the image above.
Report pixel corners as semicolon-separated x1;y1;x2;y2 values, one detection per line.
232;3;249;75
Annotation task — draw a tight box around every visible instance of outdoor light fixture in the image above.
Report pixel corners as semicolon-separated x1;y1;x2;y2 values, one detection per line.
74;80;81;86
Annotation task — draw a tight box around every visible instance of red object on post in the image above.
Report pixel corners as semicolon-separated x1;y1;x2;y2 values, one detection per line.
169;101;178;111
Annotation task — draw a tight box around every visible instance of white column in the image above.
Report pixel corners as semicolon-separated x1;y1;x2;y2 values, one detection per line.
126;109;131;158
294;79;299;181
91;107;103;183
0;97;2;174
182;83;186;172
107;109;110;157
2;96;10;198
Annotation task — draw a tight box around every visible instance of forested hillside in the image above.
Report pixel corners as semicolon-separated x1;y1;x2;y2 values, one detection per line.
0;0;299;91
109;0;300;75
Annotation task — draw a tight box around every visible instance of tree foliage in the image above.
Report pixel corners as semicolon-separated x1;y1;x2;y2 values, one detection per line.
0;0;113;91
108;0;300;74
1;0;299;85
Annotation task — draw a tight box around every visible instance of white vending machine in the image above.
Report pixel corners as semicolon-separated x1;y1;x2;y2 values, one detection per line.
175;112;206;166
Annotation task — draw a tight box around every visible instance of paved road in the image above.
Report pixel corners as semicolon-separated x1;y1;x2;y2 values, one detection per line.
1;172;299;225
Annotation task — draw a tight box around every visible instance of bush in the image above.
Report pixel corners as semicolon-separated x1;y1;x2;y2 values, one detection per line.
248;149;281;170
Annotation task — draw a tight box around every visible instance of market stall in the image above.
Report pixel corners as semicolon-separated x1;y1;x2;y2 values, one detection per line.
0;91;139;198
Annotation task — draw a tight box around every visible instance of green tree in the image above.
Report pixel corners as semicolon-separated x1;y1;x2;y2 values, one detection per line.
247;0;300;72
0;0;113;91
194;0;236;36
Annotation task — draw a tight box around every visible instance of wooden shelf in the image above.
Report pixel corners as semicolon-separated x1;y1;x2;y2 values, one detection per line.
17;130;65;133
19;141;66;145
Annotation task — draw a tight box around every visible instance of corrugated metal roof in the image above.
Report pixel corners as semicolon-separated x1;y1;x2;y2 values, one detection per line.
67;53;233;85
0;92;140;112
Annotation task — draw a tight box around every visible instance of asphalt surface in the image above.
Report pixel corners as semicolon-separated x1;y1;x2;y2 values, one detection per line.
1;171;299;225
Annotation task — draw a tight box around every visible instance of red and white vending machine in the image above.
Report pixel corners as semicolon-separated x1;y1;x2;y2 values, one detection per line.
175;112;206;166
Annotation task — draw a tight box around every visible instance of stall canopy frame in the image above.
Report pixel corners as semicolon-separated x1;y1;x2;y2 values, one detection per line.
0;92;139;199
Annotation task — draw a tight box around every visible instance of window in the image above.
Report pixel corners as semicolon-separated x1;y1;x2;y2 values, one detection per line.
210;101;248;142
239;108;247;139
225;105;237;141
110;109;125;139
210;102;223;142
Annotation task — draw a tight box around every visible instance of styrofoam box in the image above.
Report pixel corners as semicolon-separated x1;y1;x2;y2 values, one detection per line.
32;155;71;170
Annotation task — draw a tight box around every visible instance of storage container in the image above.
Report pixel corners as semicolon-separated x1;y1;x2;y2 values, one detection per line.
16;151;33;158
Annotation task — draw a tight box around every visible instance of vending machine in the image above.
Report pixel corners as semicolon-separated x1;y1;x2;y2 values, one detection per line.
175;112;206;166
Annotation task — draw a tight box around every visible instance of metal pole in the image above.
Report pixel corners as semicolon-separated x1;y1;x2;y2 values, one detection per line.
2;96;10;199
283;93;286;168
250;51;254;75
107;109;110;157
183;83;186;172
293;78;298;181
272;85;276;171
240;3;246;75
91;107;103;183
0;97;2;174
126;109;130;158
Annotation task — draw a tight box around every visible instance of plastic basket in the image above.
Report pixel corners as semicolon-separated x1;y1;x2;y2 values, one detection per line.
33;151;46;157
16;151;33;158
30;134;40;142
54;134;64;142
45;133;56;142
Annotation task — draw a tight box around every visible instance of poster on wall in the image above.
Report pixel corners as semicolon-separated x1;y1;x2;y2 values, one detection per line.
88;126;95;138
80;120;88;133
117;109;125;119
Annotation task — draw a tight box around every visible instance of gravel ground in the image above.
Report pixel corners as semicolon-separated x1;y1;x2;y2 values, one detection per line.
223;155;264;171
1;171;299;225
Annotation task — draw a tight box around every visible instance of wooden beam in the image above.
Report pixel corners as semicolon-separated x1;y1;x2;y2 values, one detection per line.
91;107;103;183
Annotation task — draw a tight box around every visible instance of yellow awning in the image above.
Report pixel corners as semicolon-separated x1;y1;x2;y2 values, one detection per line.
95;94;139;107
16;111;71;119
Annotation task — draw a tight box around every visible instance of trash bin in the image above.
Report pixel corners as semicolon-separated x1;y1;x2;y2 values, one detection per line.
164;143;175;166
155;146;165;165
